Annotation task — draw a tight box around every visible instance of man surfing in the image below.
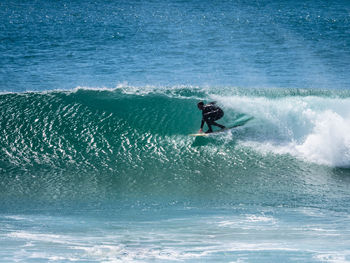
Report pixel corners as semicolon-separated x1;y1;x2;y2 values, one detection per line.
197;101;225;134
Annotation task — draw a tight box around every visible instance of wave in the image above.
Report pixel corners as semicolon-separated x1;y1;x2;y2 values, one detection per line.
1;86;350;205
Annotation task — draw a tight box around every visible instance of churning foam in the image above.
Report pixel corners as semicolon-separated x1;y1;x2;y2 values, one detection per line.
214;94;350;167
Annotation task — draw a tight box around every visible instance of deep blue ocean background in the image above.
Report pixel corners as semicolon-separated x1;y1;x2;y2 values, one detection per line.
1;0;350;90
1;0;350;262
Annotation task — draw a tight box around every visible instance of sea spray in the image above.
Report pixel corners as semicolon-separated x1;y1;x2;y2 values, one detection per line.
214;93;350;167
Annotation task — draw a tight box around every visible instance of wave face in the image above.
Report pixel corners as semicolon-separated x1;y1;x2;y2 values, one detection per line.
1;86;350;208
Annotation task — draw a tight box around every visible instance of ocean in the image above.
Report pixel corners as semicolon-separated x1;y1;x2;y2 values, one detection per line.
1;0;350;262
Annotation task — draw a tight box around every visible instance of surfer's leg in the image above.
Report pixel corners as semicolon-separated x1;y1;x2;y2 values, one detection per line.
204;117;214;133
205;121;213;133
203;114;214;133
212;121;225;129
205;113;225;132
211;112;225;129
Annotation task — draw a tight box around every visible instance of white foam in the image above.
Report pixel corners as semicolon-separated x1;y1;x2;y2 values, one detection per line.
245;215;277;223
74;85;116;92
313;253;350;263
71;244;209;262
214;94;350;167
295;110;350;166
4;216;350;262
7;231;68;244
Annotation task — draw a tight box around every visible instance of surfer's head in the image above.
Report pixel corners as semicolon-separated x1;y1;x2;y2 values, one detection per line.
197;101;204;110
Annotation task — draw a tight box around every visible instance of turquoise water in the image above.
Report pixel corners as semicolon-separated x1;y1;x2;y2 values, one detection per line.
1;0;350;262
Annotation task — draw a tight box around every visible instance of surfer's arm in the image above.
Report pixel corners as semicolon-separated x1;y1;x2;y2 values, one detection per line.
199;119;205;132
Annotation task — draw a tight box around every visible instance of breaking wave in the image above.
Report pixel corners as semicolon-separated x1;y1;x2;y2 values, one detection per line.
1;85;350;206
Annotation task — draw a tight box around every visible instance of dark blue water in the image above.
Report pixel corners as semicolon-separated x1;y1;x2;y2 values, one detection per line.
1;0;350;262
1;0;350;91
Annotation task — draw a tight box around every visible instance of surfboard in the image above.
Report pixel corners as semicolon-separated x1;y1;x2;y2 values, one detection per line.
189;116;253;137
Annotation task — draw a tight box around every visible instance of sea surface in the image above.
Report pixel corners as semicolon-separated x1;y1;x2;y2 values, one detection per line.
1;0;350;262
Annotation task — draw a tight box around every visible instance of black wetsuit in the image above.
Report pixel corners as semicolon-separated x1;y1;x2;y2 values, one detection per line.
200;102;225;133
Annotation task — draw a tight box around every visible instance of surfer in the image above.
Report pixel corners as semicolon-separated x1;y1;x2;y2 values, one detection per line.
197;101;225;133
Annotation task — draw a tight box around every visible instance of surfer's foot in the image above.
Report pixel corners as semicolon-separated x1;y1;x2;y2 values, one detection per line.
205;130;212;134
